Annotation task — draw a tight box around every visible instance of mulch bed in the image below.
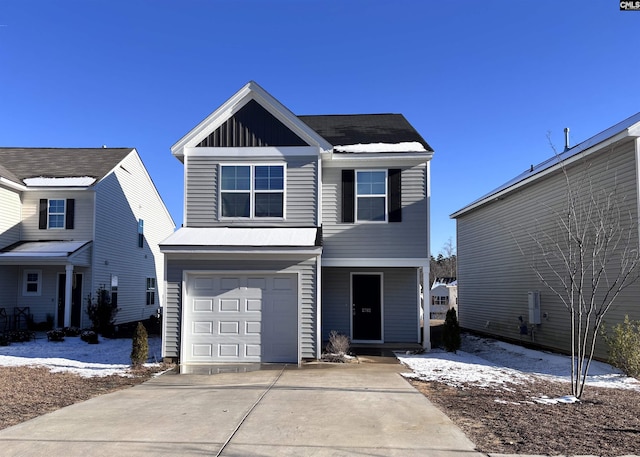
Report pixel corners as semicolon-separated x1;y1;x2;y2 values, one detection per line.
410;378;640;456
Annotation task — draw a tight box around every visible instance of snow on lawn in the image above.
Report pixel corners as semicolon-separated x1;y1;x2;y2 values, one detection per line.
398;333;640;398
0;333;162;377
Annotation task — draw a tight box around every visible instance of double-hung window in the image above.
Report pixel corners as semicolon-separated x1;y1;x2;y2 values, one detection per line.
220;165;285;218
356;170;387;222
146;278;156;306
48;199;66;228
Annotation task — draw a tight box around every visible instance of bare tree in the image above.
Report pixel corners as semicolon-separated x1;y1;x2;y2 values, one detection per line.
518;143;640;398
430;237;457;285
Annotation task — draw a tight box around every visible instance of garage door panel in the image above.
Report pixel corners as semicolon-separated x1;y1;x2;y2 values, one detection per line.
184;274;298;364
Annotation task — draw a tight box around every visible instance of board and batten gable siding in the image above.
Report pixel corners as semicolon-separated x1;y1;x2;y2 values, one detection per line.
184;153;318;227
456;138;640;359
0;186;21;249
163;258;317;361
93;152;175;324
21;191;94;241
321;165;427;258
321;267;419;343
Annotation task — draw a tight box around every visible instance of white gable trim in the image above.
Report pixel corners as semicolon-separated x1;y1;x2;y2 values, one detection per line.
171;81;332;158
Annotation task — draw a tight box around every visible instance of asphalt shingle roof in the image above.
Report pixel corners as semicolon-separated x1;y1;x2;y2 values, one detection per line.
0;148;133;185
299;114;433;152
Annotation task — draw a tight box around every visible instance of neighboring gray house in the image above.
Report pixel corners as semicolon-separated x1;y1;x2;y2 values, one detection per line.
451;113;640;358
160;81;433;366
0;148;175;330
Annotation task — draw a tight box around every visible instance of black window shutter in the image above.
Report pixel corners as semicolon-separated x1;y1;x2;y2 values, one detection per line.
39;199;47;229
388;169;402;222
65;199;75;229
341;169;355;223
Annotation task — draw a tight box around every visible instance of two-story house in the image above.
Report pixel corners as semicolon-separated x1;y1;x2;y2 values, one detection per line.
160;82;433;367
0;148;175;331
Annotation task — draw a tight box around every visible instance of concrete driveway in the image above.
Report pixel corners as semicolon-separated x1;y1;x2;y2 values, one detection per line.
0;358;484;456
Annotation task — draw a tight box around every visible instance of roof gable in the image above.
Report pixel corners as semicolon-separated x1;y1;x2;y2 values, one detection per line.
171;81;332;158
196;99;308;147
0;148;133;187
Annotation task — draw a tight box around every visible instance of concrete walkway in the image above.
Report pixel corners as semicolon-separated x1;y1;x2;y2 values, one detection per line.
0;358;484;456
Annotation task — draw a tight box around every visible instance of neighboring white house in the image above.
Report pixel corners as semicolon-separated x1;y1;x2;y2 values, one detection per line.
160;81;434;367
0;148;175;330
430;277;457;320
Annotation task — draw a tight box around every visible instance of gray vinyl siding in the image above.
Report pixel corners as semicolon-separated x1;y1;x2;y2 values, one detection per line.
456;138;640;359
21;191;94;241
321;267;420;343
184;154;318;227
0;186;20;249
93;152;175;325
321;165;427;258
163;257;317;361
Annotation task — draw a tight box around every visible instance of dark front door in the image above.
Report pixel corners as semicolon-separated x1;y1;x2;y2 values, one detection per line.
352;274;382;341
58;273;83;327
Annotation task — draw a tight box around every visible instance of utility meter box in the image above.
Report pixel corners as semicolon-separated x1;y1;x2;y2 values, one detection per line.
528;291;541;324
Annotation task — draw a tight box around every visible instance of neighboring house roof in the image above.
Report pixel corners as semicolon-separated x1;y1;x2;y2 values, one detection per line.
451;112;640;218
160;227;322;253
0;240;92;264
299;114;433;153
431;277;457;289
0;148;133;186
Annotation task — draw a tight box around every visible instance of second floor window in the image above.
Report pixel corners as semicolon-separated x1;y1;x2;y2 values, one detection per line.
356;170;387;222
220;165;284;218
39;198;75;230
48;199;66;228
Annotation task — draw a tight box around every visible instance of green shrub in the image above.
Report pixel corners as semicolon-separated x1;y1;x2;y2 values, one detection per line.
86;286;119;337
603;315;640;379
130;322;149;367
443;308;461;353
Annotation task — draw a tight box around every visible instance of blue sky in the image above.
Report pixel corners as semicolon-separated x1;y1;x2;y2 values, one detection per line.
1;1;638;255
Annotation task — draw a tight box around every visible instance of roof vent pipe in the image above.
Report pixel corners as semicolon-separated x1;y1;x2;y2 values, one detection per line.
564;128;570;151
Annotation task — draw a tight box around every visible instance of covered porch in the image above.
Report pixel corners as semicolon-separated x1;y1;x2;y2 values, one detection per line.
0;240;92;329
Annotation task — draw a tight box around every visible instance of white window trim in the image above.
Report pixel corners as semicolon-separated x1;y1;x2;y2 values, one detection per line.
218;163;287;220
355;169;387;223
48;199;66;229
23;269;42;296
146;277;156;306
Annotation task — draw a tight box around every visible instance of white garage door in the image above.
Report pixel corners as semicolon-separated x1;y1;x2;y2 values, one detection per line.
183;273;298;363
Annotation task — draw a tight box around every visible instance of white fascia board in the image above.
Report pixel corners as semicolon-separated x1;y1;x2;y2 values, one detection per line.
451;127;638;219
321;152;432;168
0;177;26;191
321;258;429;268
162;250;321;260
171;81;332;158
184;146;320;159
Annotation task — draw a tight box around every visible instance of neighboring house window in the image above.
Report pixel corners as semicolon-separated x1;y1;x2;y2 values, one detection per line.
220;165;285;218
356;170;387;222
111;276;118;307
138;219;144;248
39;198;75;229
146;277;156;306
432;296;449;306
342;169;402;223
23;270;42;296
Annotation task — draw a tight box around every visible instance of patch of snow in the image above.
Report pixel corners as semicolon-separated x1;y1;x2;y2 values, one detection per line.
334;141;427;153
0;333;162;377
398;334;640;395
24;176;96;187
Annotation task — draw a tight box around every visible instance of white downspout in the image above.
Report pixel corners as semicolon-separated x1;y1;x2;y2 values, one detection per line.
423;160;432;350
